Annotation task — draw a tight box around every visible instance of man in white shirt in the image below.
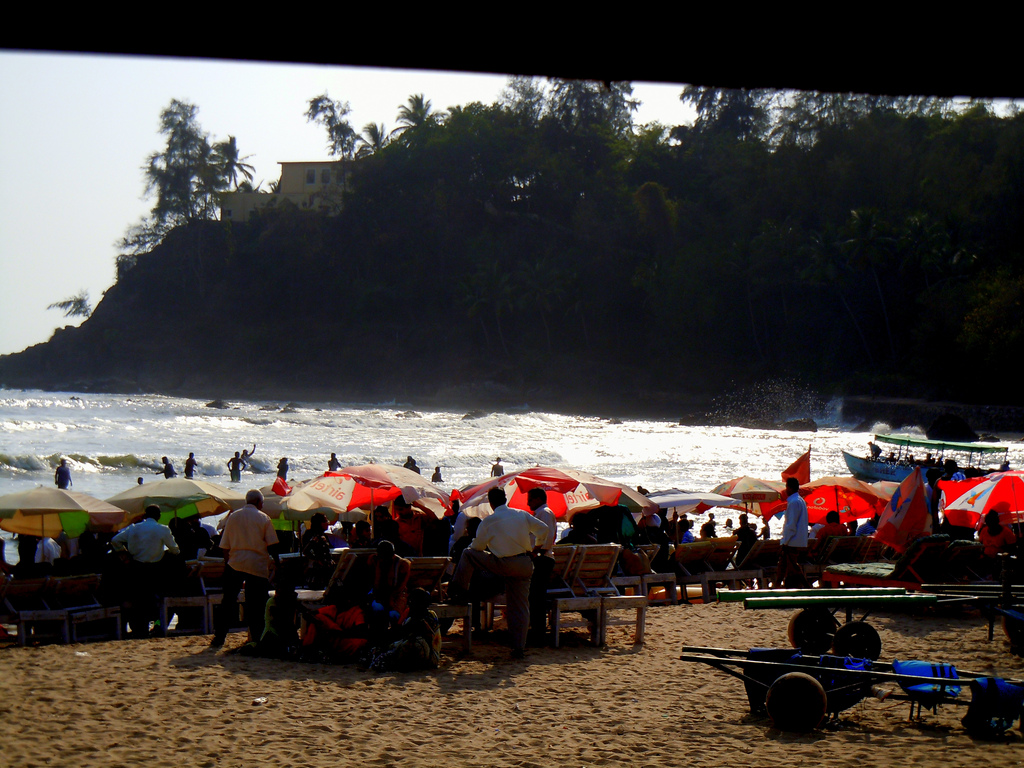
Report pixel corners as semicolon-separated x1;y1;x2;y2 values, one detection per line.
211;489;279;648
448;487;550;658
778;477;809;588
526;488;557;644
111;504;180;636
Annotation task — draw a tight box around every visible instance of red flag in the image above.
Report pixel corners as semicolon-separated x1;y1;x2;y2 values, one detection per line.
874;467;934;553
272;476;292;496
781;449;811;485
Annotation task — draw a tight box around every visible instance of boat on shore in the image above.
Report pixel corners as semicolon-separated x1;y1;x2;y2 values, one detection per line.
843;434;1009;482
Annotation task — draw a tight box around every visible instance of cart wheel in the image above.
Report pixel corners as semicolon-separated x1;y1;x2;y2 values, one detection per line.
832;621;882;660
1002;614;1024;651
787;607;839;655
766;672;827;732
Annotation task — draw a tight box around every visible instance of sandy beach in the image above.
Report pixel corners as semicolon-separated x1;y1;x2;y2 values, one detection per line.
2;602;1022;768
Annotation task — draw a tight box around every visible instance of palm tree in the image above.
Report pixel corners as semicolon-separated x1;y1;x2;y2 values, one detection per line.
393;94;444;136
356;123;392;157
212;136;255;190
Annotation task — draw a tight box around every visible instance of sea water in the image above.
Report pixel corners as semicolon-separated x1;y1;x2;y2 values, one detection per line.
2;389;1017;551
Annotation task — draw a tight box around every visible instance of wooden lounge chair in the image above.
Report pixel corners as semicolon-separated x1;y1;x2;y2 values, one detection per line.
546;545;579;598
856;537;887;563
3;578;68;645
677;537;755;603
406;556;472;653
638;545;678;606
735;539;780;589
50;575;122;643
198;559;248;633
822;535;952;590
551;544;622;648
159;560;209;636
936;540;987;583
674;541;716;577
818;536;863;566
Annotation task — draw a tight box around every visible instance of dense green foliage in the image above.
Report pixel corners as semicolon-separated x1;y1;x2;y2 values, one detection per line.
115;101;254;279
7;81;1023;410
253;81;1021;404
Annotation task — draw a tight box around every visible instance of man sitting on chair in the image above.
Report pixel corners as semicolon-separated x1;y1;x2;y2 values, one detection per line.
447;487;549;659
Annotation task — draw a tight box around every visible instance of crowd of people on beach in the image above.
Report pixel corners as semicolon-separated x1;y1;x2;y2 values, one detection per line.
4;446;1020;668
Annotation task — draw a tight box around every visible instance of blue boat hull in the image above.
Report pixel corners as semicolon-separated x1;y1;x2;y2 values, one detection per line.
842;451;914;483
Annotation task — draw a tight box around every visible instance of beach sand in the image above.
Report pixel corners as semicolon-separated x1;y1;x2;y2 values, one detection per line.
1;603;1022;768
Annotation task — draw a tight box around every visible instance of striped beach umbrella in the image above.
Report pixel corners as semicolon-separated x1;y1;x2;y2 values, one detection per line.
0;485;130;538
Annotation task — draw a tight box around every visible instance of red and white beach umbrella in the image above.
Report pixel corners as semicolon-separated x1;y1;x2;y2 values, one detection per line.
942;470;1024;529
295;464;451;520
460;466;659;520
798;476;892;525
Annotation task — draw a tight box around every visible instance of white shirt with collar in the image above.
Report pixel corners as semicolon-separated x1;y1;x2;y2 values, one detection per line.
781;492;809;548
112;517;180;564
530;504;557;557
471;504;551;559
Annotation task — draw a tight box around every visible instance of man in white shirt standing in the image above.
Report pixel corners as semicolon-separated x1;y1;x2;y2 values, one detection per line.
448;487;550;658
211;489;279;648
778;476;809;588
112;504;180;637
525;488;557;645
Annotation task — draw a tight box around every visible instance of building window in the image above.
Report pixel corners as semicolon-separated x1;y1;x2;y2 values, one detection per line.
306;169;315;184
321;169;331;184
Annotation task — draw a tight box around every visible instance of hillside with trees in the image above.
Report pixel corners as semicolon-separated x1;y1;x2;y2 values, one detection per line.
2;79;1023;414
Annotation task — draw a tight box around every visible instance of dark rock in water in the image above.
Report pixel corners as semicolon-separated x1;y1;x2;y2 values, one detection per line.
396;410;422;419
206;399;229;409
259;405;276;411
927;414;978;442
780;418;817;432
607;417;622;425
462;409;488;420
280;402;301;413
977;433;1002;443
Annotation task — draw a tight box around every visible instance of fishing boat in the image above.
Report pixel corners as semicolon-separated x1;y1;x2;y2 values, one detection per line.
843;434;1009;483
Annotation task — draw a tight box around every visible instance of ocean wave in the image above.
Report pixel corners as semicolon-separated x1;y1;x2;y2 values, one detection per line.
0;453;51;471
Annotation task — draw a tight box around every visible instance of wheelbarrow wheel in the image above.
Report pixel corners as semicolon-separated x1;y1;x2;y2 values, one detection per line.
1002;614;1024;650
787;607;839;655
766;672;827;732
832;620;882;660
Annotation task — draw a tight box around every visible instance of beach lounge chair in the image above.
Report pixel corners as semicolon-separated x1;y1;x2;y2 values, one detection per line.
3;577;68;645
735;539;780;588
822;535;952;590
551;544;622;648
855;537;887;563
800;536;857;583
936;540;987;583
676;537;755;603
159;560;209;637
546;545;579;598
50;575;122;643
406;556;471;653
637;545;678;606
198;559;248;633
818;536;863;566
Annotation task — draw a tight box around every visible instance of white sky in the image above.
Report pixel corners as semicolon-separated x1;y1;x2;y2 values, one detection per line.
0;50;695;356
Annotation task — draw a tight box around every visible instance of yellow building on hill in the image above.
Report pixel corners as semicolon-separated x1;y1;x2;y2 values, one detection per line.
220;161;349;221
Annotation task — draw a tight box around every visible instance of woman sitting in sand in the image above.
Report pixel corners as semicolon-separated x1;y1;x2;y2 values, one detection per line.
367;540;411;638
300;593;371;662
368;588;441;672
